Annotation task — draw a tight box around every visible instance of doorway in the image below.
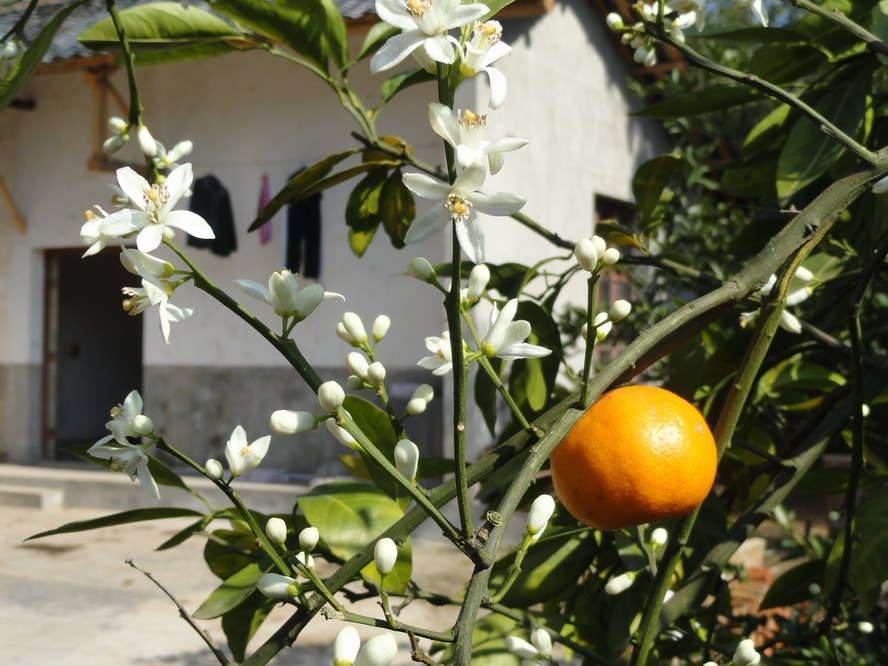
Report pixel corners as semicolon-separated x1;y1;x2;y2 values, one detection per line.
43;249;143;459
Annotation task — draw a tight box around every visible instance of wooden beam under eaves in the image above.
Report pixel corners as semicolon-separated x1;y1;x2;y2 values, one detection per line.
0;172;26;233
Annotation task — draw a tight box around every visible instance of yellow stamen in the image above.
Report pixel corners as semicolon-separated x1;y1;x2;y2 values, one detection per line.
406;0;429;16
239;445;254;457
446;193;473;222
458;109;486;128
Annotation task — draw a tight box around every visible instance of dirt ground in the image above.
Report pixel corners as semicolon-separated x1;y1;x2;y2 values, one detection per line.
0;505;477;665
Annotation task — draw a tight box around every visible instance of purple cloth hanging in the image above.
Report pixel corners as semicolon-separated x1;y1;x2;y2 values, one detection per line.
259;174;272;244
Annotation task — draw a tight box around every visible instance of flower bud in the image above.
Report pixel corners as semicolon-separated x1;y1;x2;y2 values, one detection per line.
650;527;668;547
326;419;357;448
574;238;599;272
858;621;874;634
862;403;871;418
530;628;552;657
621;32;633;44
342;313;367;343
873;174;888;194
353;633;398;666
270;410;318;436
407;257;436;282
265;517;287;544
526;494;555;540
592;311;612;341
257;573;300;599
467;264;491;301
733;638;761;666
299;526;319;552
374;537;398;575
205;458;224;481
336;322;353;343
601;247;621;266
296;551;315;571
643;48;657;68
808;582;821;595
366;362;386;386
606;12;623;29
372;315;391;341
504;636;537;659
702;662;718;666
591;235;607;256
334;626;361;666
794;265;814;283
108;116;128;132
609;300;631;322
137;124;158;157
131;414;154;436
394;439;420;481
318;381;345;412
165;140;193;164
346;352;370;380
102;134;125;154
779;310;802;334
605;572;635;595
347;375;364;389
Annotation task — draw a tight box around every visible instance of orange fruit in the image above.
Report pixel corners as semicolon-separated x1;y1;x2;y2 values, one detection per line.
551;385;717;531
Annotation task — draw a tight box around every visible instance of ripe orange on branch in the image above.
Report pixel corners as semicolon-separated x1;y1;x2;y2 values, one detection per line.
551;385;717;531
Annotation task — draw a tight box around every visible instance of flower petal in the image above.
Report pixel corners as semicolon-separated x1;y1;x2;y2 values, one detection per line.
470;191;525;216
403;172;451;200
405;204;451;245
136;224;165;253
487;151;505;176
453;165;486;192
428;103;460;148
234;279;274;306
483;66;508;109
484;136;529;155
117;167;151;210
100;209;150;237
293;283;324;319
160;163;194;215
499;320;531;351
371;30;424;73
499;342;552;360
375;0;417;30
454;212;485;264
422;34;456;64
164;210;215;239
137;458;161;499
440;2;488;30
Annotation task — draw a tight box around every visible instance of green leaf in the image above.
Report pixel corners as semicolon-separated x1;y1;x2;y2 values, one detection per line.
741;103;793;156
379;67;436;107
204;528;263;580
313;0;349;69
760;559;824;610
130;40;241;66
78;2;239;51
872;0;888;65
776;77;868;200
689;27;811;43
355;21;398;62
489;528;597;606
481;0;518;21
632;154;682;230
433;613;521;665
249;150;357;230
848;486;888;593
156;518;204;551
747;43;827;83
379;169;414;249
221;591;274;662
0;0;86;112
338;453;373;480
509;302;562;413
345;167;388;257
631;85;761;119
297;481;411;592
484;262;539;299
193;561;268;619
26;507;204;541
341;395;403;504
210;0;328;71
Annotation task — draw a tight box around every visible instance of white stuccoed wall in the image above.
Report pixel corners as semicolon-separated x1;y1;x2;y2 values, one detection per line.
0;3;666;468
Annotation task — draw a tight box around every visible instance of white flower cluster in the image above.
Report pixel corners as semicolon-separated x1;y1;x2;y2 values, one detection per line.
102;116;194;170
605;0;767;68
574;235;632;344
333;627;398;666
740;265;815;334
504;628;553;665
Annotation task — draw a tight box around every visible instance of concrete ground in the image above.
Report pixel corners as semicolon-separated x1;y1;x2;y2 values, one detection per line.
0;465;477;666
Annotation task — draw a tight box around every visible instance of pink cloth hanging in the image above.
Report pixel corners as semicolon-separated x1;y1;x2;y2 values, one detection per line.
258;174;272;244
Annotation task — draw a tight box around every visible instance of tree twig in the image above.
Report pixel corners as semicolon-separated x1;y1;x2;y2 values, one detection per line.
126;559;231;666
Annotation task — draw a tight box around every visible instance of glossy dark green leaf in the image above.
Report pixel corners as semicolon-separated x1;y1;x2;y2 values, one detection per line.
509;301;562;413
632;154;682;230
204;528;262;580
210;0;327;71
79;2;238;51
313;0;349;69
192;561;268;619
484;262;539;299
379;169;414;249
747;43;827;83
249;150;357;230
777;77;868;200
760;559;824;610
221;591;274;662
1;0;86;112
631;85;761;119
345;167;388;257
848;486;888;593
130;40;241;66
26;507;203;541
489;528;597;606
297;481;411;592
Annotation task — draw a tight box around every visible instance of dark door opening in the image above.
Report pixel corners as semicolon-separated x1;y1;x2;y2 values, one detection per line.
43;249;143;459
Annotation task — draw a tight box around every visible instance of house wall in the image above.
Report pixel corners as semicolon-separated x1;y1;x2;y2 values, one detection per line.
0;2;667;477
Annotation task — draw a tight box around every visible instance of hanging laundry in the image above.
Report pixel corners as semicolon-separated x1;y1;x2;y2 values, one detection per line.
286;169;322;279
187;174;237;256
258;174;273;245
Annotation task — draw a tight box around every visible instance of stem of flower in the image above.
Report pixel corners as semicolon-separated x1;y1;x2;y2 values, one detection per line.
485;535;531;605
579;274;599;407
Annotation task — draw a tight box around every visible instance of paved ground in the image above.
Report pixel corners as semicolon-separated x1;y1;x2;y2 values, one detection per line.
1;504;475;665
